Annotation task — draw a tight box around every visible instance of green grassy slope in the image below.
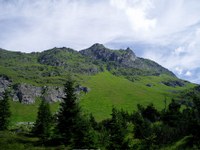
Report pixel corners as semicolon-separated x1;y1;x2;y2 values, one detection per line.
10;100;60;124
80;71;194;120
9;71;194;123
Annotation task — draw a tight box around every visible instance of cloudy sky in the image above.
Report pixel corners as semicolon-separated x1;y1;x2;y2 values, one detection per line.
1;0;200;83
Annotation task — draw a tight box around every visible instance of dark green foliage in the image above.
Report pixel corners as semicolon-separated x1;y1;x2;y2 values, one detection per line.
56;79;80;145
162;99;181;127
96;119;111;149
137;104;160;122
89;113;98;130
191;96;200;140
132;111;157;149
0;91;11;130
130;97;200;149
32;100;52;139
56;79;98;148
72;116;99;149
107;108;130;149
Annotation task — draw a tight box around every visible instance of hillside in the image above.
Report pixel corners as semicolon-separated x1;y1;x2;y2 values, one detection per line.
80;71;194;120
0;44;196;122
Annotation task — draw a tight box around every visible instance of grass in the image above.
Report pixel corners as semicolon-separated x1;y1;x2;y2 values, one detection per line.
10;100;60;124
80;71;194;121
8;71;195;123
0;131;66;150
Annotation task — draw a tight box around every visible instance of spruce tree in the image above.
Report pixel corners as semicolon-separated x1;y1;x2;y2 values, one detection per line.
56;79;81;145
56;79;98;148
32;99;52;139
0;91;11;130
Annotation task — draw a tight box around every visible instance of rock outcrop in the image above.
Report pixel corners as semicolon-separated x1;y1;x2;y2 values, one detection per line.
161;80;185;87
80;43;175;77
42;86;65;103
80;43;137;67
0;76;90;104
13;84;42;104
0;75;12;99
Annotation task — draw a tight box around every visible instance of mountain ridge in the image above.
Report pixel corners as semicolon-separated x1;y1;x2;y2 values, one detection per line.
0;43;175;78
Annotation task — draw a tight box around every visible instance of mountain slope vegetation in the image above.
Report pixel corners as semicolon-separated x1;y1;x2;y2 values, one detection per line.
0;44;196;122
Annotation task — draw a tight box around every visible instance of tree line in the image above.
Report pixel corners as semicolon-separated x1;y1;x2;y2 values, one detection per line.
1;79;200;149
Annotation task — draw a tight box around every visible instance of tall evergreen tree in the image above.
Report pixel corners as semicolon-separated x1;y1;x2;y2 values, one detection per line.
0;91;11;130
56;79;81;145
32;99;52;139
56;79;98;148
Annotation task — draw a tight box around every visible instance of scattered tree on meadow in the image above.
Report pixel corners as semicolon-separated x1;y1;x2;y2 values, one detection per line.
0;91;11;130
32;99;52;139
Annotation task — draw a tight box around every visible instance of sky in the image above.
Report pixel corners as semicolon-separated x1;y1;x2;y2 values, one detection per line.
1;0;200;83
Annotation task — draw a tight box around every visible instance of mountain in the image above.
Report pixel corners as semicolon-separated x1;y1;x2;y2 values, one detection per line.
0;43;176;88
0;44;196;121
81;43;175;76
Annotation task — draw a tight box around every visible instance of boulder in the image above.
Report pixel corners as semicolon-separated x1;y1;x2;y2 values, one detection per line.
13;83;42;104
43;86;65;102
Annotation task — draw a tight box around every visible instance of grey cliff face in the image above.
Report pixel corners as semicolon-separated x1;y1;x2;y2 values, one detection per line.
0;76;65;103
80;43;175;77
0;76;12;99
13;84;66;104
80;43;137;67
13;84;42;104
0;76;89;104
42;86;65;103
119;48;137;67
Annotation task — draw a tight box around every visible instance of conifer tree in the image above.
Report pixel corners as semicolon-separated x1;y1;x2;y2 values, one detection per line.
0;91;11;130
56;79;98;148
56;79;81;145
32;99;52;139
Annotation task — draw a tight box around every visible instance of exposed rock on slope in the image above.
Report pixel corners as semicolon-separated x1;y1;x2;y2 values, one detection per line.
0;76;89;104
161;80;185;87
0;76;64;103
42;86;65;103
13;83;42;104
80;43;137;67
0;75;12;99
80;43;175;77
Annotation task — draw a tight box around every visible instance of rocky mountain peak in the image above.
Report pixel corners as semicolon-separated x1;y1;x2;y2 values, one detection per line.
89;43;106;50
80;44;137;64
126;47;134;54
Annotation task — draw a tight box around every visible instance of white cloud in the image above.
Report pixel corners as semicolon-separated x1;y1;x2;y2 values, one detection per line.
110;0;156;34
185;71;192;77
173;47;186;56
175;67;183;76
0;0;129;51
